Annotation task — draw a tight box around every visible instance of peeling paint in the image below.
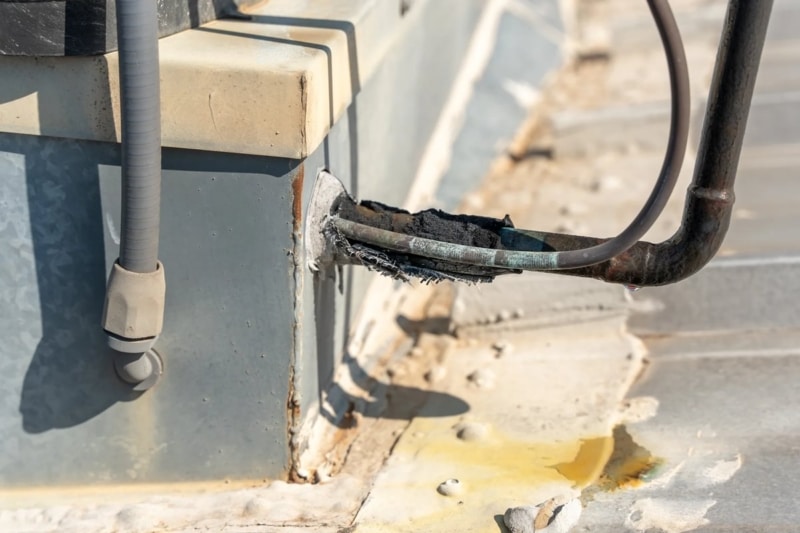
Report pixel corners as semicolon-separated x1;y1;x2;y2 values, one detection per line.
702;454;742;486
625;498;715;533
579;426;663;500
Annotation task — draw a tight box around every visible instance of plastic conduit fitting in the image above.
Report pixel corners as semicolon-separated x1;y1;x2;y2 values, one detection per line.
102;260;166;353
114;349;164;392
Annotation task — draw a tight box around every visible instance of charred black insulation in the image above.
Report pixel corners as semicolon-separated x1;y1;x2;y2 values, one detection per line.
329;197;521;283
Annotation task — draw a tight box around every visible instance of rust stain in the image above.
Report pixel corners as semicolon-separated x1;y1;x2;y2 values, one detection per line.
287;163;305;482
598;425;662;491
580;425;663;503
285;364;302;483
554;435;614;489
292;165;305;232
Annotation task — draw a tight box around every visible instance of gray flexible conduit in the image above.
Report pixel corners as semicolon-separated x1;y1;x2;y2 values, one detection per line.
332;0;690;271
116;0;162;274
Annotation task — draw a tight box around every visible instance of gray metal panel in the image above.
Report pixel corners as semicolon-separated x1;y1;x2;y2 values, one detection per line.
0;134;138;488
0;133;297;486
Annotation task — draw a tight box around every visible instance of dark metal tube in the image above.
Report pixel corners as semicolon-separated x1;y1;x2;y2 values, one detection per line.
116;0;162;273
518;0;774;286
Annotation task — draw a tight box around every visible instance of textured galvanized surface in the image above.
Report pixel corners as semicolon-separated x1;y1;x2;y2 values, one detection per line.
0;133;297;486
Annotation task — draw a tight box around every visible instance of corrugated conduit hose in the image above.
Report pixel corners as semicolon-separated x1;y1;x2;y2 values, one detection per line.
117;0;162;273
102;0;165;390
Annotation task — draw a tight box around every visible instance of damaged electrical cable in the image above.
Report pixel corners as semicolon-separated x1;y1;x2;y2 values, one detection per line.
328;198;522;283
314;0;771;287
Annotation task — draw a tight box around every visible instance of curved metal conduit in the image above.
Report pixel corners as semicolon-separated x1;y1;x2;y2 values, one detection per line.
101;0;166;390
331;0;773;286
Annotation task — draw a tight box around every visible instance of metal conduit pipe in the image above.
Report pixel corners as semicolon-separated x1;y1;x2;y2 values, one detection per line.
502;0;773;286
101;0;166;390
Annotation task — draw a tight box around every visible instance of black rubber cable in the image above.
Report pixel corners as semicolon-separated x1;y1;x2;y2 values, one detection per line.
332;0;690;271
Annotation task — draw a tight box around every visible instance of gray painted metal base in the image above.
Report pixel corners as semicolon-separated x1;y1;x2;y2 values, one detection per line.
0;135;300;486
